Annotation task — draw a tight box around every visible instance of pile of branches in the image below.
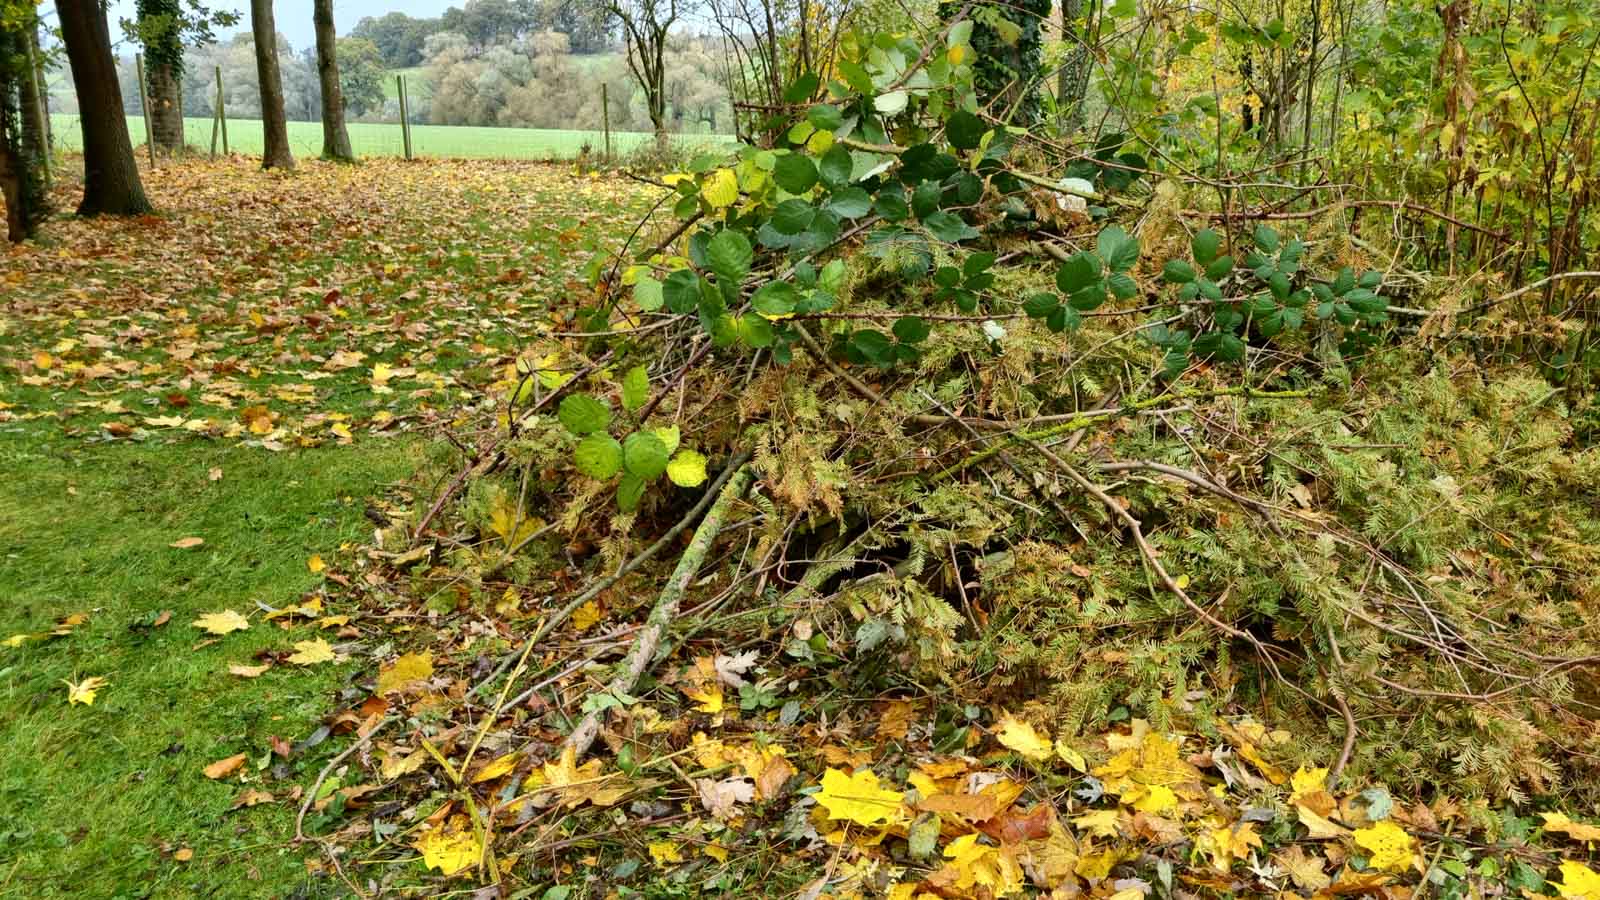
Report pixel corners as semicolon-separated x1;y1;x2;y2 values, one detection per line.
360;24;1600;833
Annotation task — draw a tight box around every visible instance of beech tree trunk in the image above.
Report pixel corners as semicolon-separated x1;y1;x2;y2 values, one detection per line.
250;0;295;170
57;0;152;216
313;0;353;162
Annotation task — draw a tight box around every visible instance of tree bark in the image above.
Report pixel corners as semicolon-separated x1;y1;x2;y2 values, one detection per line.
19;23;51;178
1056;0;1088;134
57;0;153;216
313;0;354;162
146;61;184;153
250;0;295;170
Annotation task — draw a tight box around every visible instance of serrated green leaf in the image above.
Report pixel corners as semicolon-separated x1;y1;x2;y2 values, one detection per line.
620;365;650;412
634;275;664;311
623;431;670;480
558;394;610;435
707;230;753;285
574;434;623;479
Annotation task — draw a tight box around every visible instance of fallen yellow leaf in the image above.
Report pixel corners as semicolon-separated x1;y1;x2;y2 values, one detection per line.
814;768;904;827
229;663;270;678
1555;859;1600;899
376;650;433;694
415;820;479;876
571;600;602;632
287;638;336;665
1543;812;1600;844
169;536;205;549
307;554;326;574
1352;820;1415;873
192;610;250;635
63;676;107;706
993;715;1053;762
471;752;522;783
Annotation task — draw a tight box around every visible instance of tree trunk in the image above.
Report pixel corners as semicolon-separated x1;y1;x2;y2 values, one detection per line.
251;0;295;170
313;0;354;162
1056;0;1088;134
57;0;153;216
19;22;51;177
31;25;53;152
146;62;184;153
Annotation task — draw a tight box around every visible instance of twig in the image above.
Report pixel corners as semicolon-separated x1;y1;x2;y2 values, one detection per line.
295;717;394;843
465;453;754;702
564;464;755;759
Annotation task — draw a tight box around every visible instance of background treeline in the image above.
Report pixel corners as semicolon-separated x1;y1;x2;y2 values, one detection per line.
45;0;732;135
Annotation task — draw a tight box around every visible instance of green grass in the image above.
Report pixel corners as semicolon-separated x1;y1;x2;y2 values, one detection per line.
48;113;732;161
0;430;420;898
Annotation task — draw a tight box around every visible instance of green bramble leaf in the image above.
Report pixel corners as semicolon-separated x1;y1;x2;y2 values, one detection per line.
620;365;650;413
623;431;670;480
558;394;610;435
574;434;623;479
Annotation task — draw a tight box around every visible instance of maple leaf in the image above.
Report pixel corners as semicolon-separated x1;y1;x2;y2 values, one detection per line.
932;833;1025;896
1352;820;1415;873
993;715;1053;762
63;676;107;706
376;651;433;694
306;554;326;574
540;745;607;808
684;683;724;714
287;638;336;665
414;820;479;876
648;841;683;865
1543;812;1600;844
192;610;250;635
815;768;905;827
571;600;602;632
1198;821;1262;872
1555;860;1600;899
1274;844;1331;890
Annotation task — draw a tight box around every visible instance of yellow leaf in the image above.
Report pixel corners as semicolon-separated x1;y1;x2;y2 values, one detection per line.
702;843;729;862
1074;846;1129;882
229;663;270;678
3;634;32;648
1297;805;1352;839
572;600;602;632
702;168;739;209
937;833;1024;895
1352;820;1415;873
666;450;708;487
649;840;683;865
1290;765;1328;801
63;676;106;706
1199;821;1262;872
539;744;610;808
169;536;205;549
1055;739;1086;772
1555;860;1600;899
377;651;433;694
947;44;968;65
287;638;336;665
415;822;480;876
1543;812;1600;844
307;554;326;574
33;350;53;369
685;683;723;714
993;715;1053;762
192;609;250;635
815;768;905;827
1128;783;1178;815
1072;808;1124;839
472;752;522;783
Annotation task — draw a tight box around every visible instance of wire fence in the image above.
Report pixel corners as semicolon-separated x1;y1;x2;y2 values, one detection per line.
46;114;735;163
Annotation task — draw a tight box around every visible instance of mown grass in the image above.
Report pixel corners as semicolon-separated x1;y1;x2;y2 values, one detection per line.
47;114;732;161
0;430;420;898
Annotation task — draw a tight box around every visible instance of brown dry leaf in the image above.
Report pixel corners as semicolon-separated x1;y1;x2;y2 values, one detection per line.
231;788;275;809
203;753;247;780
878;700;917;741
228;663;270;678
695;776;754;819
169;536;205;549
1277;843;1333;890
756;755;795;800
920;791;1001;822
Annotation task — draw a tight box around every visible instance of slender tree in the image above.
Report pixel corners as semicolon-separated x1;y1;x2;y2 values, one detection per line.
135;0;184;153
1;21;46;241
250;0;294;169
604;0;680;145
58;0;152;215
313;0;353;162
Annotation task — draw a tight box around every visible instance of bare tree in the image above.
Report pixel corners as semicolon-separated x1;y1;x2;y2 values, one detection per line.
313;0;354;162
58;0;153;215
250;0;294;169
603;0;683;144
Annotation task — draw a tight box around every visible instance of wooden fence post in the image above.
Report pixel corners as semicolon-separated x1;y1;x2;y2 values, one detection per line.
135;53;155;167
209;82;221;159
24;32;50;184
602;82;611;163
397;76;414;160
216;66;229;156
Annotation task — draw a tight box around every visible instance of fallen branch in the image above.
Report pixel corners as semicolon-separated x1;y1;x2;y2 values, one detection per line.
564;464;755;759
295;716;394;843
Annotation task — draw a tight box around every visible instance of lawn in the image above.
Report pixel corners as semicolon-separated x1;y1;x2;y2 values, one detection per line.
0;157;656;896
47;113;732;161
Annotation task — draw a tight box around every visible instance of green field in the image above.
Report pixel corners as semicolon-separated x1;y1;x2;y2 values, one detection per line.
48;113;731;161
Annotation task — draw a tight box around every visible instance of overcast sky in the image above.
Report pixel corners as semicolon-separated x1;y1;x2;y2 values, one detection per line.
41;1;461;54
